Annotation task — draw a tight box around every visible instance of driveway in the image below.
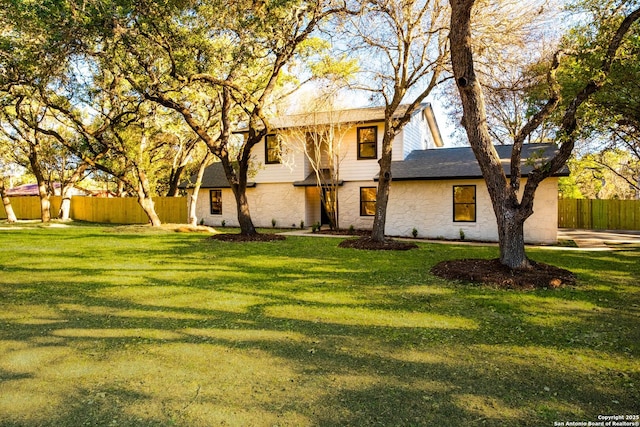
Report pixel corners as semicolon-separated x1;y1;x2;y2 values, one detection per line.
558;228;640;249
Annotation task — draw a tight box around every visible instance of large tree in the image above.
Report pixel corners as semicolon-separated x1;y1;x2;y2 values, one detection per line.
108;0;348;235
345;0;449;243
449;0;640;269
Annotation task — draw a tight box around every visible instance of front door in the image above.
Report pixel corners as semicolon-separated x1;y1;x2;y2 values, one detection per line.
320;187;335;226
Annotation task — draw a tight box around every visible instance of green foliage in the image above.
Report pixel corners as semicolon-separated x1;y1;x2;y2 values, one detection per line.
565;149;639;199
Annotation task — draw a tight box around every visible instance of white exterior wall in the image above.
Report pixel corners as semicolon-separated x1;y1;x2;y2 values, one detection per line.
194;184;306;228
336;124;384;181
335;181;377;230
385;178;559;244
252;131;308;183
190;177;559;243
401;109;434;157
249;117;425;185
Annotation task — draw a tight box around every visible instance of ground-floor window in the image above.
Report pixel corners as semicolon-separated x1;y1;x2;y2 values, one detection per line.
360;187;377;216
453;185;476;222
210;189;222;215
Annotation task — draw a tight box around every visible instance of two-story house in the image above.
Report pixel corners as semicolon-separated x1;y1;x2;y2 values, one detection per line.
183;103;566;243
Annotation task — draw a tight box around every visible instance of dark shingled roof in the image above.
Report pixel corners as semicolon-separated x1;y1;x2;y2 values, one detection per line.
179;162;256;189
385;143;570;181
293;170;344;187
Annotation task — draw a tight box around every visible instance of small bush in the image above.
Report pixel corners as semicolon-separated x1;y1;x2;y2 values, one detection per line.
221;220;226;227
459;228;465;240
272;218;277;228
348;225;355;234
300;220;305;229
412;228;418;238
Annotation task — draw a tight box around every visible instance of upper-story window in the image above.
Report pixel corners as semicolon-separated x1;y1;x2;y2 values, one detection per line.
265;134;281;164
357;126;377;159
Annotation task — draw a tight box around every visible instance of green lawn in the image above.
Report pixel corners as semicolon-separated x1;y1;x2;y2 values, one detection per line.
0;223;638;426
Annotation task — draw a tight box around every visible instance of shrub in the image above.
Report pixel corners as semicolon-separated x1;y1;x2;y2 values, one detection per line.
459;228;465;240
412;228;418;238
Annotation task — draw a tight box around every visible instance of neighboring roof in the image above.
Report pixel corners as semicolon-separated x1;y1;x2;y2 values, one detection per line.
385;143;570;181
179;162;256;189
6;183;88;196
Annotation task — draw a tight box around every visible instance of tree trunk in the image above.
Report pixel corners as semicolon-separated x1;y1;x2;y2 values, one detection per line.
58;195;72;221
138;193;161;226
371;127;394;242
38;181;51;223
136;171;162;227
0;181;17;223
188;194;199;226
188;152;212;226
449;0;532;268
496;207;530;269
166;164;185;197
28;147;51;223
219;149;257;236
233;185;256;236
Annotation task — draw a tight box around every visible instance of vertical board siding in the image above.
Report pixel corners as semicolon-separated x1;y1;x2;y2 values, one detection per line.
0;196;62;220
1;196;187;224
558;199;640;230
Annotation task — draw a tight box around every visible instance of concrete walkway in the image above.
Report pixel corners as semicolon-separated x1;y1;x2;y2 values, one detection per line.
280;228;640;251
558;228;640;249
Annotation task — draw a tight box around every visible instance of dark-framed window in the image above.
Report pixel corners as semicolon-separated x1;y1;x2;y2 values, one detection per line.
357;126;377;159
265;134;281;164
210;189;222;215
453;185;476;222
360;187;377;216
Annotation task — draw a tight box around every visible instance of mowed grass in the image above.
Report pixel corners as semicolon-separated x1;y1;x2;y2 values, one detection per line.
0;223;638;427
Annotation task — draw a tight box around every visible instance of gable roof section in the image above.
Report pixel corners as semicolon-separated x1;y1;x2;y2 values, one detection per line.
179;162;256;189
238;102;436;131
387;143;570;181
268;104;414;129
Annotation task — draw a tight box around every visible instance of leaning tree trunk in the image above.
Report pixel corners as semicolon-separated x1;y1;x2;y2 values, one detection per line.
188;152;212;226
136;171;162;227
0;181;17;223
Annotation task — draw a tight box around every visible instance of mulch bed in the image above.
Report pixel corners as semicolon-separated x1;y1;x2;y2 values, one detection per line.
338;237;419;251
430;258;577;290
208;233;286;242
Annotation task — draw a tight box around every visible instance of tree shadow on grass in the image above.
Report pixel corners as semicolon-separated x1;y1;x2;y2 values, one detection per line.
0;233;639;426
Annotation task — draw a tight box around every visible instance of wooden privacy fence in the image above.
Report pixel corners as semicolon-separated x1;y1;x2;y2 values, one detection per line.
1;196;188;224
558;199;640;230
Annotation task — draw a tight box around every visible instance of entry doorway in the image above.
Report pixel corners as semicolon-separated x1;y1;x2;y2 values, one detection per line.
320;187;336;227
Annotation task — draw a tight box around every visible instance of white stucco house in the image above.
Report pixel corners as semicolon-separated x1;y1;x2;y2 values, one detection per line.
181;103;568;244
